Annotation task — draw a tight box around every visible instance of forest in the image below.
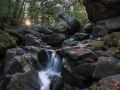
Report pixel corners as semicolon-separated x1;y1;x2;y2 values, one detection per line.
0;0;120;90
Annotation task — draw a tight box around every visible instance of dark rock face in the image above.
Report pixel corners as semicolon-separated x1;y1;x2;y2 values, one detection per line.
84;0;120;23
90;74;120;90
61;66;88;88
84;0;120;33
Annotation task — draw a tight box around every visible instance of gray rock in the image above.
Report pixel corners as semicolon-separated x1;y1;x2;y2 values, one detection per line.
5;68;40;90
41;34;66;47
4;53;39;75
61;46;97;61
24;34;43;47
94;56;120;79
90;74;120;90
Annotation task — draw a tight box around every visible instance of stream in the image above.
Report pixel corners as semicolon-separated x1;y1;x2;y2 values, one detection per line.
39;50;61;90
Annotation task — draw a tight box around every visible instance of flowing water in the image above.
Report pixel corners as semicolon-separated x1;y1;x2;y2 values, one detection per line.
39;50;61;90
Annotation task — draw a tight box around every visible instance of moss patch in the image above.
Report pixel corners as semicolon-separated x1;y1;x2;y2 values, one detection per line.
0;31;17;58
5;29;24;44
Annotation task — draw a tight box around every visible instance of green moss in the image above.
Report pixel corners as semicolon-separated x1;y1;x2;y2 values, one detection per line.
57;21;68;32
5;29;24;44
104;38;120;47
0;31;17;57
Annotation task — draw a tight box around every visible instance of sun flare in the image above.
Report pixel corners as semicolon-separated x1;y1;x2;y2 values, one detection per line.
24;19;31;26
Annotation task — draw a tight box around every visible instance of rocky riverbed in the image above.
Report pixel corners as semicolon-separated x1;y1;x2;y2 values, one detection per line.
0;0;120;90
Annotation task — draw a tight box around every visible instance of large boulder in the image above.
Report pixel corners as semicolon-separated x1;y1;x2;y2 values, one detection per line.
1;68;40;90
59;46;97;61
94;56;120;79
84;0;120;33
57;12;81;35
61;66;89;88
41;34;66;47
24;34;43;47
90;74;120;90
4;47;40;75
83;0;120;23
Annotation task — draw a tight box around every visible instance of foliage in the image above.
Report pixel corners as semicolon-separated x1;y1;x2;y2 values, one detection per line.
0;31;17;49
0;0;87;27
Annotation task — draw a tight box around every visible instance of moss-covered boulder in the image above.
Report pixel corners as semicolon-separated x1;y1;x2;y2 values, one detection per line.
0;31;17;58
103;32;120;47
5;30;24;45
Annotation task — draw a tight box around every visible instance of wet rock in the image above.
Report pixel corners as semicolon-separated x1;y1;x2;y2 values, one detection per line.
74;61;96;79
50;77;64;90
94;56;120;79
62;39;79;47
63;84;83;90
62;57;96;80
62;66;88;88
41;34;66;47
38;50;49;68
61;46;97;61
24;34;43;47
4;68;40;90
90;74;120;90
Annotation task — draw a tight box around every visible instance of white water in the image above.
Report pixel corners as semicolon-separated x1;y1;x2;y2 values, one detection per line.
39;50;61;90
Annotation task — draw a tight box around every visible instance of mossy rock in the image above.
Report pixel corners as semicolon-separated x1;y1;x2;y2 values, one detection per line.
5;29;24;44
104;39;118;47
103;32;120;47
0;31;17;58
57;21;68;32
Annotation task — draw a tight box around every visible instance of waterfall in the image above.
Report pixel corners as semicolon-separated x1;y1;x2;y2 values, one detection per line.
39;50;61;90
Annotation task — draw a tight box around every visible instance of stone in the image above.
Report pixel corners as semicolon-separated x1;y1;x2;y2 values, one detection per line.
74;33;90;41
41;34;66;47
61;66;88;88
61;46;97;61
83;0;120;23
103;32;120;47
84;0;120;33
3;68;40;90
94;56;120;79
90;74;120;90
4;53;39;75
24;34;43;47
57;12;81;35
